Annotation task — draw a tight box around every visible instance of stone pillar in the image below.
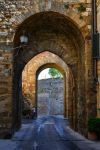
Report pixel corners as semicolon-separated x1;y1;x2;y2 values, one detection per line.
0;44;13;138
67;67;75;128
85;38;97;135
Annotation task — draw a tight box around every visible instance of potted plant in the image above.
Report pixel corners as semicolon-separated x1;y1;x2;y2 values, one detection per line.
88;118;100;140
97;108;100;111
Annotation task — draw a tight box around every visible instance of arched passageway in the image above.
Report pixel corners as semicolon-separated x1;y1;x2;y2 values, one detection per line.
22;51;71;119
12;11;93;135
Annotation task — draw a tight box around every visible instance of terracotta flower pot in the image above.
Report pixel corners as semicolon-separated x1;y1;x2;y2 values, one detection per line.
88;132;97;141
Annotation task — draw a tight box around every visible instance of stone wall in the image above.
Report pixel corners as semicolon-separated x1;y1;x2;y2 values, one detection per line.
0;49;12;137
37;78;64;116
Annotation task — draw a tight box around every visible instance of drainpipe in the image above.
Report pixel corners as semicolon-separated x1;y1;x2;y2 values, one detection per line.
92;0;97;33
92;0;99;86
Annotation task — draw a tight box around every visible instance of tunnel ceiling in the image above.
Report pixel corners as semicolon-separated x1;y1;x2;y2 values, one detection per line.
13;11;85;72
14;12;84;48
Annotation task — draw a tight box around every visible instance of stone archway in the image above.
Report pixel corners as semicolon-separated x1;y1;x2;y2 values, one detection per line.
22;51;70;119
13;11;85;133
22;51;69;107
0;1;96;138
12;11;95;136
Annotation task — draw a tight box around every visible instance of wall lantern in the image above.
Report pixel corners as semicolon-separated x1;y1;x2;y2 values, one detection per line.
20;31;28;44
13;31;29;57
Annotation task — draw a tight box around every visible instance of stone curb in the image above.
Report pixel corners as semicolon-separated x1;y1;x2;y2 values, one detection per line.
65;126;100;150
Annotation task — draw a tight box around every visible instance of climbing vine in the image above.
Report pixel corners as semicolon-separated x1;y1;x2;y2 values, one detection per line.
77;4;86;13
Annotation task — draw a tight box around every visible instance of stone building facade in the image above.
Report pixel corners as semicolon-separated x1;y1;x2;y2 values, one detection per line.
0;0;96;138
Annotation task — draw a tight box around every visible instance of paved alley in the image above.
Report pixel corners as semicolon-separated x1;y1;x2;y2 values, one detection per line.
2;116;97;150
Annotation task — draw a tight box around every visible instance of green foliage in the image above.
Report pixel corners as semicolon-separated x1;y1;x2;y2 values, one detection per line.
64;4;69;9
88;118;100;133
48;68;63;78
77;4;86;12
